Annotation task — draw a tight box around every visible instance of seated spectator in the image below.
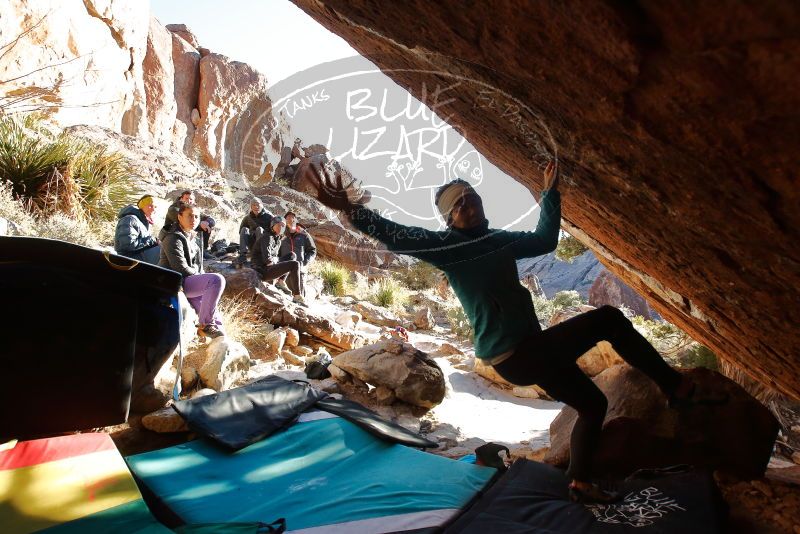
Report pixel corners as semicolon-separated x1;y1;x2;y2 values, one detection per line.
279;211;316;298
252;215;305;305
237;197;273;267
160;190;216;257
114;194;161;264
159;202;226;339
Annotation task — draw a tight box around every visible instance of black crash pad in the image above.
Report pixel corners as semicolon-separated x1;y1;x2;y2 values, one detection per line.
445;460;726;533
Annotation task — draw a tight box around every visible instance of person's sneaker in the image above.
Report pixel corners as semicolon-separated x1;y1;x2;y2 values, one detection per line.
292;294;307;306
568;481;620;504
197;324;225;339
233;255;246;269
275;280;292;295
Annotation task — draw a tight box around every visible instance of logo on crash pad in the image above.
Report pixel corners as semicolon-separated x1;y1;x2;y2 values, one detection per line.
587;487;687;528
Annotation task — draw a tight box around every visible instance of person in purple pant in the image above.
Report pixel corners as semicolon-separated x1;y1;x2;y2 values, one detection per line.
159;201;226;339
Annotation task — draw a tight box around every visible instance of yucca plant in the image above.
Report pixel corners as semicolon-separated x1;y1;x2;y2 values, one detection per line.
0;115;73;202
69;142;138;221
369;277;408;309
318;260;351;297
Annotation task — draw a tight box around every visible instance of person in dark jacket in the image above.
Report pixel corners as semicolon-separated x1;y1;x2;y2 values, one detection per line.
160;190;216;256
237;197;274;266
279;211;316;299
307;161;721;504
114;194;160;264
279;211;317;267
159;202;226;339
252;215;304;305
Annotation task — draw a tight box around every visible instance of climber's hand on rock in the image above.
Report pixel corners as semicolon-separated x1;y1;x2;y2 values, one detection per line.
543;160;559;191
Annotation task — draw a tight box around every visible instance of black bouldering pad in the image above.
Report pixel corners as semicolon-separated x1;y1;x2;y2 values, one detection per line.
445;460;726;533
0;237;181;440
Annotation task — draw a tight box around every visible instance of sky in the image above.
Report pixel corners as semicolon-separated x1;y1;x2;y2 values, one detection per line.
151;0;540;231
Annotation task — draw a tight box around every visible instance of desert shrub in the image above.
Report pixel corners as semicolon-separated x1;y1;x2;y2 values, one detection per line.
531;293;556;325
368;277;408;309
632;316;693;357
0;179;35;234
317;260;351;297
0;115;138;222
673;344;718;371
68;143;138;220
552;290;584;309
34;213;99;247
0;115;72;202
555;233;588;263
399;260;441;291
446;302;473;342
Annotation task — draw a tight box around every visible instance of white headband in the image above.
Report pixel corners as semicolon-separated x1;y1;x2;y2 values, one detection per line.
436;182;472;223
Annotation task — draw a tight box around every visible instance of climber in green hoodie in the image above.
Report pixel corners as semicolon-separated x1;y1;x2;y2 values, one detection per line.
307;160;710;503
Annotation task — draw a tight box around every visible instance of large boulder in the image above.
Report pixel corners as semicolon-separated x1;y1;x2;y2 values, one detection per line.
332;339;446;408
544;365;780;479
352;301;404;328
292;1;800;400
589;270;654;320
473;358;547;399
196;337;251;391
549;306;625;376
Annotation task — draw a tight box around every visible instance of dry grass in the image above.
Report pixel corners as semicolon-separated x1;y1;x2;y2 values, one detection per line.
216;292;273;359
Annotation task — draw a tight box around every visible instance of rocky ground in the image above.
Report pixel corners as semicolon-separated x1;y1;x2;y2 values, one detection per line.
108;269;800;533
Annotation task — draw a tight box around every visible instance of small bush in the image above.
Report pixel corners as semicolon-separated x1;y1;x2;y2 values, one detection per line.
399;260;441;291
317;260;351;297
446;303;473;342
532;293;555;325
368;277;408;309
35;213;99;247
0;179;35;234
552;290;584;309
0;115;138;222
671;344;719;371
632;316;693;357
0;115;72;202
555;234;588;263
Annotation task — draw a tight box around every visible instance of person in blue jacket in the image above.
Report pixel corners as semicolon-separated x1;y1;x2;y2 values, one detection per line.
307;161;719;503
114;194;160;264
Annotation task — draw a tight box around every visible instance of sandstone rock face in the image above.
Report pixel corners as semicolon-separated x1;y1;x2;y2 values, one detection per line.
413;307;435;330
169;31;201;153
549;306;625;376
143;16;177;147
292;1;800;399
0;0;149;131
333;339;446;408
545;365;780;479
194;53;285;177
165;23;199;48
589;270;654;320
473;358;547;399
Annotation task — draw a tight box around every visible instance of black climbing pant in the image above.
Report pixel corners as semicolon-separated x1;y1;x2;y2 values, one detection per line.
492;305;682;481
256;260;302;296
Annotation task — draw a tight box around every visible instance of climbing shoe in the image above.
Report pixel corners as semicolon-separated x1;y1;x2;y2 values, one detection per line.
275;280;292;295
197;324;225;340
292;294;307;306
568;481;620;504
